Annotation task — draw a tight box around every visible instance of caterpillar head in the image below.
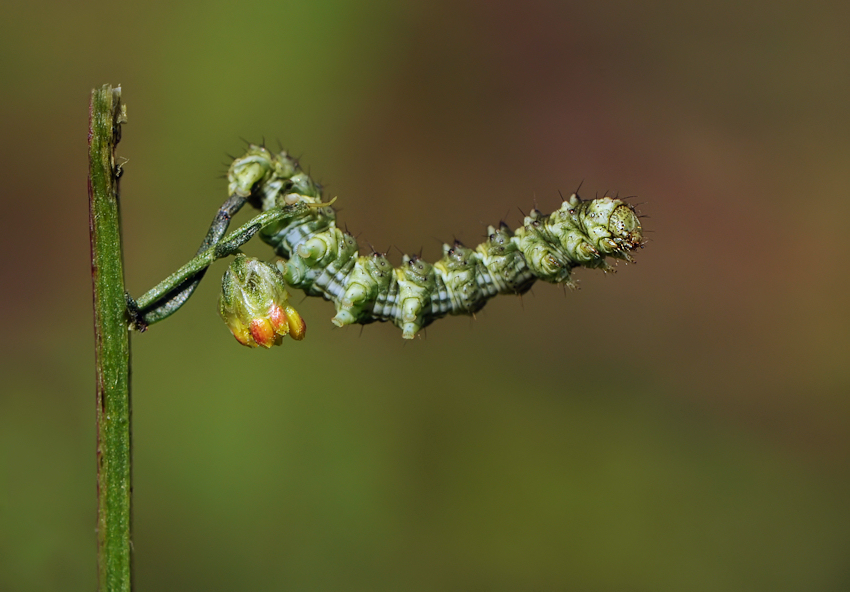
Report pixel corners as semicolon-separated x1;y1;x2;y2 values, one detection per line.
608;204;641;245
578;196;643;261
603;203;643;260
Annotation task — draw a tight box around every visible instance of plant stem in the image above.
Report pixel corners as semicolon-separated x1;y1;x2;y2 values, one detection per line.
89;84;132;592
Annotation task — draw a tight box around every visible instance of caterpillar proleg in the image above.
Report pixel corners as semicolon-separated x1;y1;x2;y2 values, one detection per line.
228;145;643;339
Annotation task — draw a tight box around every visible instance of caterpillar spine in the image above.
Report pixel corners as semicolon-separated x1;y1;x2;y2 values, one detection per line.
227;145;643;339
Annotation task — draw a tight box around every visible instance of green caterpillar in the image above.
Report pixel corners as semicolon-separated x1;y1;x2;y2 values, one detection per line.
227;145;643;339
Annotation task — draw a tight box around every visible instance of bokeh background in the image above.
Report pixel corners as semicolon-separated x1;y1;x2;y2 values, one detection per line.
2;0;849;590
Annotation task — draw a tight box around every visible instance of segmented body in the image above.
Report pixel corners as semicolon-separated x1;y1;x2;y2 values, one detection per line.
228;145;643;339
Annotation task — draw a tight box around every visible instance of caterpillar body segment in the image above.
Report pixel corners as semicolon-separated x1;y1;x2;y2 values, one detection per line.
475;224;536;296
228;145;643;339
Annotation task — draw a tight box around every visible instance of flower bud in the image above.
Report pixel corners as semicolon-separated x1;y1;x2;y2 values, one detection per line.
284;305;306;340
219;254;306;347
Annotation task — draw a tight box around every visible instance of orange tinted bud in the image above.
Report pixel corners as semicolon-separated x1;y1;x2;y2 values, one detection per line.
267;304;289;333
249;318;279;348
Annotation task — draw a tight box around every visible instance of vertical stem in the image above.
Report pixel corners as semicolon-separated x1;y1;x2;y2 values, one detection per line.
89;84;132;592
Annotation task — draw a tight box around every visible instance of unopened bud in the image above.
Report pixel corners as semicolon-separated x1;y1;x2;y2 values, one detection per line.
219;254;306;347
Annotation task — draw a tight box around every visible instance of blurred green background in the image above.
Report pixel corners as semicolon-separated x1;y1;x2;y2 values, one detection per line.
2;0;849;590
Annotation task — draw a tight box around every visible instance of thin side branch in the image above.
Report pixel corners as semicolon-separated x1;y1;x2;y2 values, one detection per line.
136;193;248;325
133;202;308;323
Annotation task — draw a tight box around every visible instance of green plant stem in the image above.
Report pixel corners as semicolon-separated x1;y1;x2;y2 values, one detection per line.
136;194;248;325
89;84;132;592
134;203;304;319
